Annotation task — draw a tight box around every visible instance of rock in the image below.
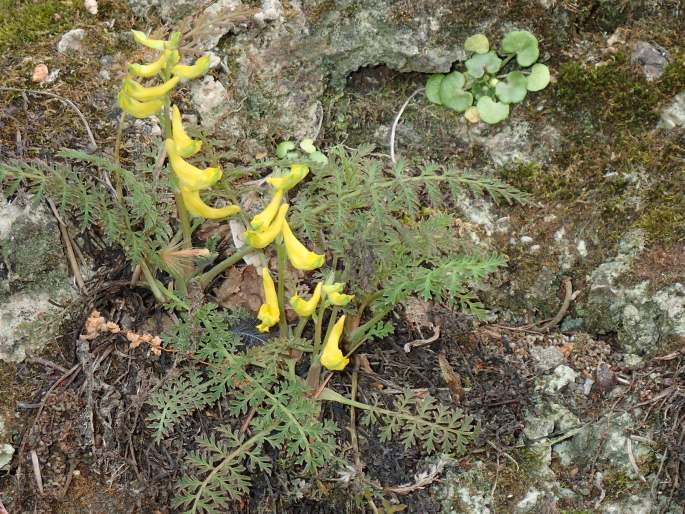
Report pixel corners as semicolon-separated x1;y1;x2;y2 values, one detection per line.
658;92;685;129
530;346;565;372
84;0;98;15
57;28;86;53
190;75;229;130
0;198;72;362
543;365;578;393
32;64;48;83
126;0;159;16
630;41;668;81
0;443;13;471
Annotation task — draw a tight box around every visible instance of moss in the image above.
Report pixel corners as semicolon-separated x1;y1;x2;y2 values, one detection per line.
0;0;81;53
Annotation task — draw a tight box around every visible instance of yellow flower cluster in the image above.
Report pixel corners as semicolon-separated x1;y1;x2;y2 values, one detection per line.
118;30;210;119
249;168;354;370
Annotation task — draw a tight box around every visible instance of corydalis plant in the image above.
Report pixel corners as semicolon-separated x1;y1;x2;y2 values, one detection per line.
426;30;551;124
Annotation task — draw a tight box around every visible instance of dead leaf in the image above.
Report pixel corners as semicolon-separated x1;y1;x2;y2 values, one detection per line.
438;353;464;403
214;265;263;312
355;354;374;374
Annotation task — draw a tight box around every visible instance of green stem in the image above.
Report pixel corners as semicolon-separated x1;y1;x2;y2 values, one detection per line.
175;192;193;249
346;308;390;355
323;307;340;346
276;240;287;338
313;300;328;356
113;111;126;199
139;260;166;304
196;245;253;289
294;316;309;339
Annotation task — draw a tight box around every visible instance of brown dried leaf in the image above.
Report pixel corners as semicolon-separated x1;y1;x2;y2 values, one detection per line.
215;265;263;313
438;352;464;404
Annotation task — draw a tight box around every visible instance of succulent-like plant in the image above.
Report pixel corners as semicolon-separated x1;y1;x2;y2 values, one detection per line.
426;30;551;124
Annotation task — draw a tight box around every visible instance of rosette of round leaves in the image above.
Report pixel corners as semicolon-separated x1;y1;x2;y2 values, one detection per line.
425;74;445;105
500;30;539;67
464;33;489;54
438;71;473;112
465;51;502;78
476;97;509;124
495;71;528;104
526;63;550;91
276;139;328;165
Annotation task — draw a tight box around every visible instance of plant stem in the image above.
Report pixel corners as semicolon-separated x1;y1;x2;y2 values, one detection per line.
276;240;288;338
196;245;253;289
346;308;390;355
113;111;126;199
323;307;340;345
139;259;166;304
175;192;193;249
313;300;328;357
294;316;309;339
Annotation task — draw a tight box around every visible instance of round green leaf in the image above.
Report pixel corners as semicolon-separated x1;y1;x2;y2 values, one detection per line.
438;71;472;112
309;151;328;164
465;51;503;78
276;141;296;158
300;138;316;154
495;71;528;104
476;96;510;124
464;33;489;54
500;30;539;67
526;63;550;91
425;74;445;104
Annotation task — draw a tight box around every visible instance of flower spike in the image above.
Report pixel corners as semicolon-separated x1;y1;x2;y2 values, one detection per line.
245;204;289;249
290;283;322;317
165;139;222;190
172;55;211;79
117;90;163;119
250;189;284;231
131;30;166;50
328;291;355;306
321;315;349;371
171;105;202;158
128;49;178;78
281;220;324;271
180;189;240;219
266;164;309;191
256;267;279;332
124;76;180;102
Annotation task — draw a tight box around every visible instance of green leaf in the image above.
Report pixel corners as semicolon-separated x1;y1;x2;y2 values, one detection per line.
439;71;473;112
276;141;295;158
465;51;502;78
425;74;445;104
500;30;539;67
495;71;528;104
309;151;328;164
299;138;316;154
464;33;489;54
526;63;550;91
476;96;510;124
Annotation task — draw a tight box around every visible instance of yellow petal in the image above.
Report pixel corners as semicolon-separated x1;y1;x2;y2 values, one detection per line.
289;283;322;317
165;139;222;190
131;30;166;50
328;291;355;306
281;220;324;271
171;55;211;79
171;105;202;158
244;204;288;249
250;189;284;231
128;49;178;78
266;163;309;191
117;90;163;119
124;76;180;102
320;315;349;371
256;267;279;332
180;189;240;219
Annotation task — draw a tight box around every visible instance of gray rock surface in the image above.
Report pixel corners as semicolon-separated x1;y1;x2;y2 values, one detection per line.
57;28;86;53
0;199;72;362
630;41;668;81
658;92;685;129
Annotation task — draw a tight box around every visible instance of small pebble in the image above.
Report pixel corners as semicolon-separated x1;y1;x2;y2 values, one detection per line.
84;0;98;15
32;64;49;83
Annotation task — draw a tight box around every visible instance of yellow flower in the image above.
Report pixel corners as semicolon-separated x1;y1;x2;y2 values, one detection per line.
180;189;240;219
117;90;163;119
328;291;355;306
322;283;344;295
128;49;179;78
124;76;180;102
256;267;279;332
131;30;167;50
266;164;309;191
289;283;322;317
250;189;284;231
171;55;211;79
165;139;222;191
281;220;324;271
171;105;202;158
320;315;349;371
244;204;288;249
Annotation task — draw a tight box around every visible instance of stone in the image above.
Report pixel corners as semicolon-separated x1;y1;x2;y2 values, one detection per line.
530;346;565;372
543;365;578;393
57;28;86;53
191;76;229;130
0;198;72;362
0;443;13;471
658;92;685;129
630;41;668;81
